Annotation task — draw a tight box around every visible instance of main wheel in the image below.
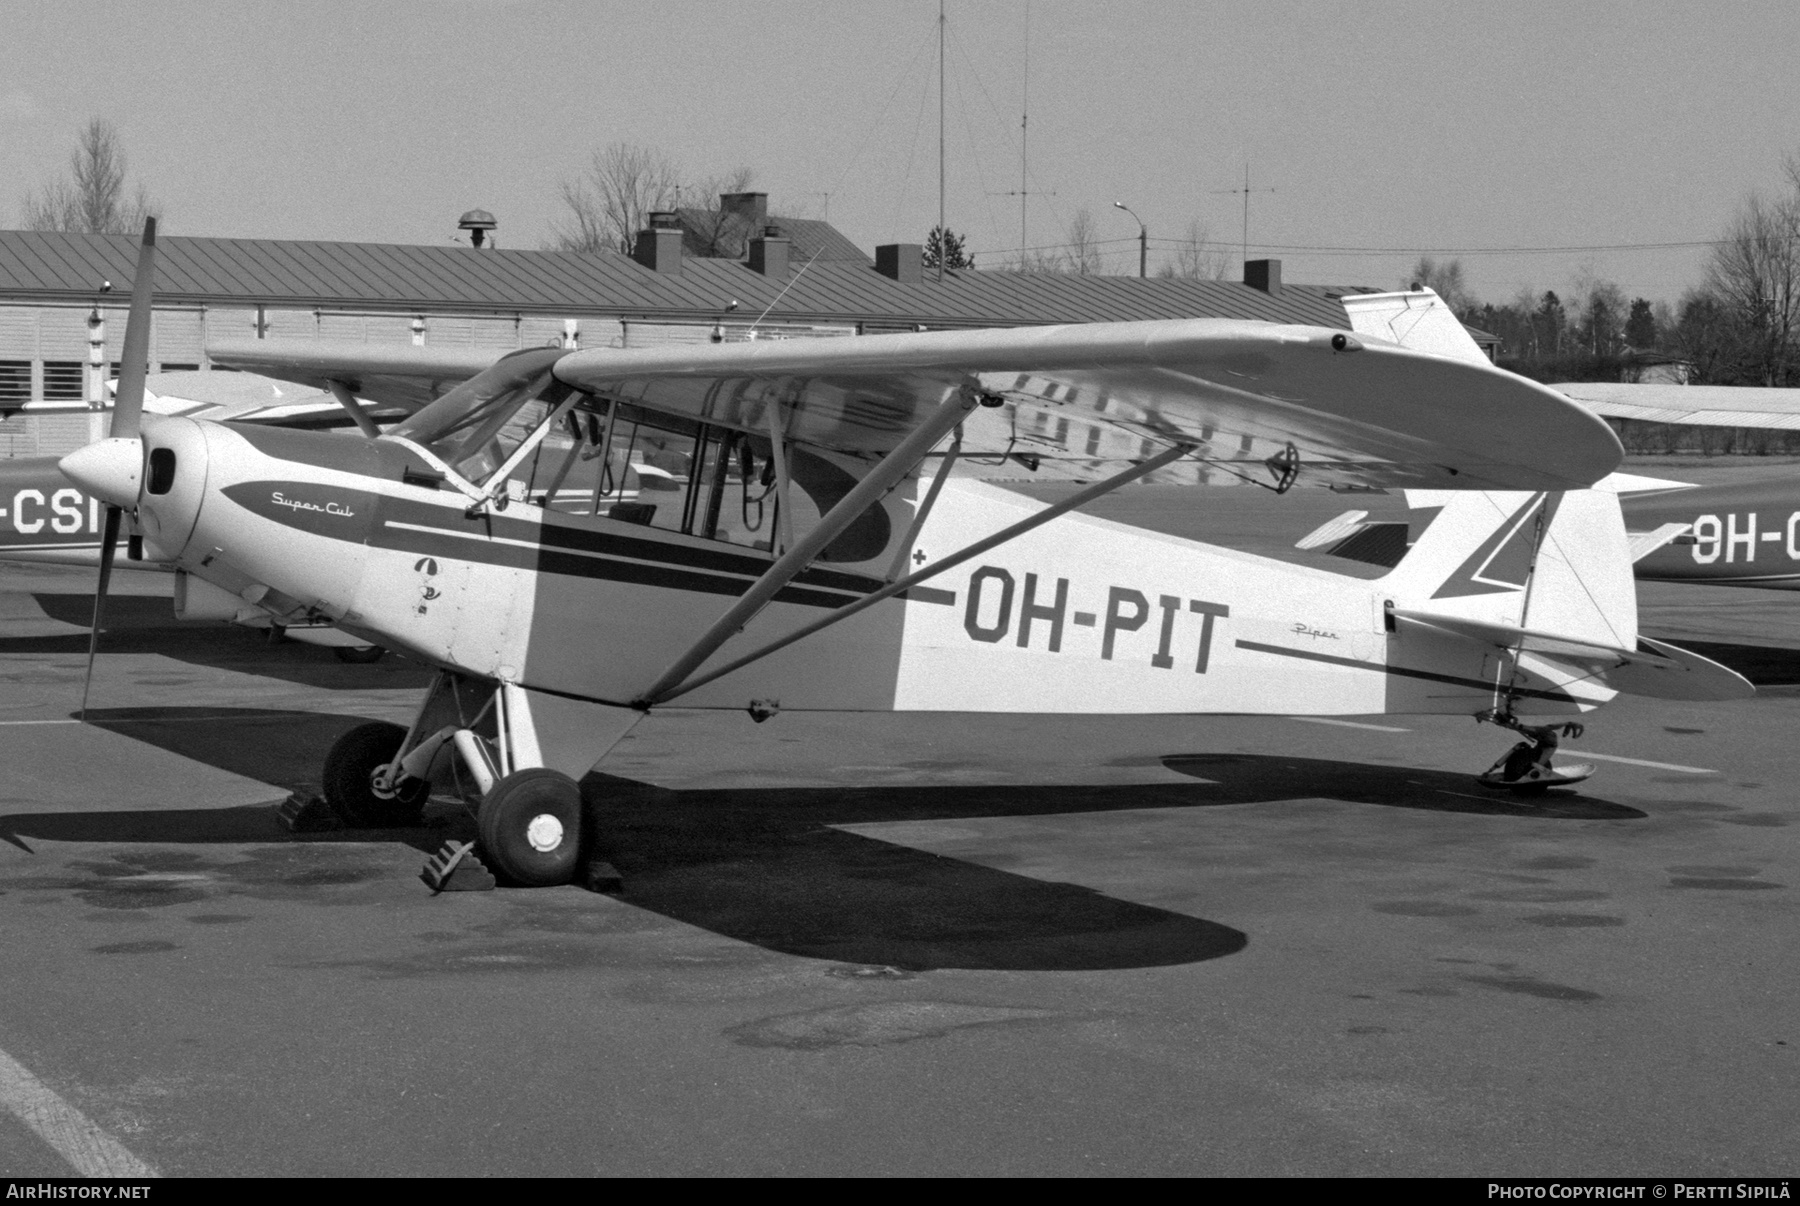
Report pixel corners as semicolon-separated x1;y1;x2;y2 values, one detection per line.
322;721;428;827
334;644;386;664
477;769;583;887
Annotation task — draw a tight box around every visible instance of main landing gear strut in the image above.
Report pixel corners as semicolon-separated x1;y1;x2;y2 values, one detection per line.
1475;707;1594;793
320;670;586;887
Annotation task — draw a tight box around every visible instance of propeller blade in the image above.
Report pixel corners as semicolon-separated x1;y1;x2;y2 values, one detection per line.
79;217;155;722
79;505;123;723
110;216;157;441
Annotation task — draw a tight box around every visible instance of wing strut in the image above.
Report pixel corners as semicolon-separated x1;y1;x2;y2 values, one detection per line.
631;386;983;708
325;380;383;438
647;440;1197;707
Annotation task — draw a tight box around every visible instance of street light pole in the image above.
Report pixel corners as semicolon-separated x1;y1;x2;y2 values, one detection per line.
1113;201;1146;278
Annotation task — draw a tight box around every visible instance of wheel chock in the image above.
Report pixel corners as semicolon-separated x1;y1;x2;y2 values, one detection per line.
421;841;496;893
580;859;623;895
276;790;343;833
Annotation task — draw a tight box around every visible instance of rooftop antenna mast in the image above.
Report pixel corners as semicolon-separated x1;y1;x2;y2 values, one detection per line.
1019;2;1028;264
1213;163;1276;276
987;4;1056;269
937;0;946;283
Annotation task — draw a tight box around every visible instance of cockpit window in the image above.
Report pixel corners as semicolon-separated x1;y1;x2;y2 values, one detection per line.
390;347;572;482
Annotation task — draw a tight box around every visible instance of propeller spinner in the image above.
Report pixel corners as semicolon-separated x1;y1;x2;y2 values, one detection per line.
59;216;156;720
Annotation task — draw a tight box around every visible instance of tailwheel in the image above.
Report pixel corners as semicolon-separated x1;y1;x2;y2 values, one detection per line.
322;721;429;827
477;768;583;887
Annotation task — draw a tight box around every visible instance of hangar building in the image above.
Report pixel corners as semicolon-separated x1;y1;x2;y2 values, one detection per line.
0;196;1360;457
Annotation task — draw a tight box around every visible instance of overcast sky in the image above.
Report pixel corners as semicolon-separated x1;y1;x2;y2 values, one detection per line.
3;0;1796;308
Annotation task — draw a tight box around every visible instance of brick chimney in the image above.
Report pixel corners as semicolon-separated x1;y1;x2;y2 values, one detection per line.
633;211;683;275
1245;258;1282;292
875;244;923;284
748;224;789;281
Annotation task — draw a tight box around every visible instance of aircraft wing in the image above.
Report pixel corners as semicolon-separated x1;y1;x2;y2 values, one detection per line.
552;319;1622;492
1556;382;1800;430
207;338;504;413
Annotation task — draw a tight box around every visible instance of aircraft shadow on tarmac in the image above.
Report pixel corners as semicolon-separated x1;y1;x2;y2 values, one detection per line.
1;593;433;691
0;705;1646;974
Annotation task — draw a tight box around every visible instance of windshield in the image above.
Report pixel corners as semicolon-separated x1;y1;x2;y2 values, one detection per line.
390;346;573;482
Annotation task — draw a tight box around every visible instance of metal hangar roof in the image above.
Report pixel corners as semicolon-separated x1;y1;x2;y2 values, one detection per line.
0;229;1357;331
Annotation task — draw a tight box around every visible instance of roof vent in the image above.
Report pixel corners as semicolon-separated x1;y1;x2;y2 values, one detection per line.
875;244;923;285
458;209;498;249
1245;258;1281;292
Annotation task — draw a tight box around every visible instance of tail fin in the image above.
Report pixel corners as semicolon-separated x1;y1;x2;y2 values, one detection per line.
1382;488;1638;652
1342;289;1490;366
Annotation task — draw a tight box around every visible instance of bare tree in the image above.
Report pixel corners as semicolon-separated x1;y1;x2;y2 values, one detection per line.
1157;219;1231;280
1702;184;1800;385
550;142;682;255
21;118;157;234
1405;256;1473;315
1567;266;1629;357
681;166;758;259
1064;207;1102;276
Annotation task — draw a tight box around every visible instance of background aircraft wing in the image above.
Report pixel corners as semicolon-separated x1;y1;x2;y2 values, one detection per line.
553;318;1622;491
1556;382;1800;430
207;338;503;412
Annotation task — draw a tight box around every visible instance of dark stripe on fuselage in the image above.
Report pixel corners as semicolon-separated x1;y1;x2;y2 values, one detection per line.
226;478;899;611
371;516;859;609
1234;638;1580;704
375;493;886;597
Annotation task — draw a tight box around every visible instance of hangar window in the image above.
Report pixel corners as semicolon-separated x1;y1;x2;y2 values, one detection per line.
42;361;84;401
0;362;29;405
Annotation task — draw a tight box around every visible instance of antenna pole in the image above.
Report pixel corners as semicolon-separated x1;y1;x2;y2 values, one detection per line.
1021;1;1029;267
1242;164;1250;272
938;0;946;283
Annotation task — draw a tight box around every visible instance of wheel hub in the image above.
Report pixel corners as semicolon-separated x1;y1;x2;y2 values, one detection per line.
525;813;564;853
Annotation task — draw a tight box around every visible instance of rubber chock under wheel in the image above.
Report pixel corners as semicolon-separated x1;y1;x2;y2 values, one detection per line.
275;790;342;833
420;841;497;892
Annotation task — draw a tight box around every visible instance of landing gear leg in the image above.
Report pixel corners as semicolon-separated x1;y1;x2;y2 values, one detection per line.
1476;707;1591;793
382;672;641;889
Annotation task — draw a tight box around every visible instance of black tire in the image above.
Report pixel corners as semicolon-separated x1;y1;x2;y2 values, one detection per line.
1500;743;1539;782
322;721;428;827
478;769;583;887
334;644;386;664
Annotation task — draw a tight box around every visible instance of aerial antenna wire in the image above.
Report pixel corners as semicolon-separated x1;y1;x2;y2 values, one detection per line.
747;250;823;333
887;40;937;245
826;24;936;217
944;26;1005;254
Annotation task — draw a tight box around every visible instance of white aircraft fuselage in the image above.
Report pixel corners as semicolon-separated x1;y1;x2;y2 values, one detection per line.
120;412;1618;724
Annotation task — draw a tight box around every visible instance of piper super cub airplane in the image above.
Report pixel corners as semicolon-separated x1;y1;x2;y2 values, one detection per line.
57;221;1752;887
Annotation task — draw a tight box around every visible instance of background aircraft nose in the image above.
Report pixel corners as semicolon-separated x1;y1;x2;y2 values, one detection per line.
59;437;143;509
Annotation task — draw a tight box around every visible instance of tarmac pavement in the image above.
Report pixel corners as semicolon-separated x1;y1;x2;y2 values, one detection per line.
0;465;1795;1177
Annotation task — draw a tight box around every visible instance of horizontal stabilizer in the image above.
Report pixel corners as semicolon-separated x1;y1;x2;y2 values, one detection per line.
1606;636;1756;701
1392;609;1651;665
1627;523;1693;563
1295;510;1368;550
1391;610;1754;700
